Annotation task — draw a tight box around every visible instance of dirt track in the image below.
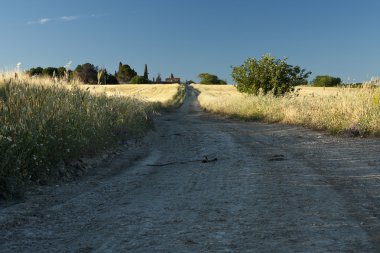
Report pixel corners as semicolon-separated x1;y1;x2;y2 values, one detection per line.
1;87;380;252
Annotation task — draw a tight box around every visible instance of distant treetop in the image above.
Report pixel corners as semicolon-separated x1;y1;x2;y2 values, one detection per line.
197;73;226;85
311;75;342;87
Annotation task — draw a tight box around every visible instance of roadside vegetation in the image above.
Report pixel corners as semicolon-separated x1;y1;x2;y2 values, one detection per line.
0;74;183;199
192;54;379;136
193;84;380;136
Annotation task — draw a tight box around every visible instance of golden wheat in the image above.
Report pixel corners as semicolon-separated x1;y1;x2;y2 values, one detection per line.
82;84;184;108
193;84;380;136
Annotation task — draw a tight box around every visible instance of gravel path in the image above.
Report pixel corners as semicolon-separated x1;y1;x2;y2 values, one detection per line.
1;87;380;252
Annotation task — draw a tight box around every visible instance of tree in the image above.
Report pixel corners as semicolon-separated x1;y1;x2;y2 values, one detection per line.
311;75;341;87
73;63;98;84
42;67;58;77
27;67;44;76
117;62;137;83
130;75;149;84
56;67;66;78
231;54;311;96
155;73;162;83
106;72;118;84
198;73;226;84
143;64;149;80
27;66;69;78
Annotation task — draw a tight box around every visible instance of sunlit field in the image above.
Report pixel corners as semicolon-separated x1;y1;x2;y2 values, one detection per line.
193;84;380;136
82;84;184;108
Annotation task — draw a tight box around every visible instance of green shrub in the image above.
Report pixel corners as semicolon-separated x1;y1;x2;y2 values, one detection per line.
198;73;226;84
130;75;149;84
231;54;311;96
312;75;342;87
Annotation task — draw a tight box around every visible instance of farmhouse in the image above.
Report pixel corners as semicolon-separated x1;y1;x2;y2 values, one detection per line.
165;73;181;84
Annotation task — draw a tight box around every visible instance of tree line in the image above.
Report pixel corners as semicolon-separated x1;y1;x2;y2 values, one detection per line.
26;56;351;93
26;62;151;84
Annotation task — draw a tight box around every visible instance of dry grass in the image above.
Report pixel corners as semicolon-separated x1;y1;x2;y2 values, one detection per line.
0;72;186;199
0;72;81;86
0;73;185;108
0;75;163;199
193;84;380;136
81;84;185;108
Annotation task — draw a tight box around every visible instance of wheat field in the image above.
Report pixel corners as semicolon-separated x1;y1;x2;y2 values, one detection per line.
82;84;184;108
193;84;380;136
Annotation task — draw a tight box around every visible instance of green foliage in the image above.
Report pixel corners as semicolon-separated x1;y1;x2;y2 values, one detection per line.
73;63;98;84
117;62;137;83
27;67;44;76
198;73;226;84
0;80;153;199
56;67;66;77
130;75;149;84
27;67;66;78
106;72;119;84
231;54;311;96
312;75;342;87
143;64;149;80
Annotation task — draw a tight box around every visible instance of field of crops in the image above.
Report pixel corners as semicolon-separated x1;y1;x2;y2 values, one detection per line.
193;84;380;136
82;84;184;108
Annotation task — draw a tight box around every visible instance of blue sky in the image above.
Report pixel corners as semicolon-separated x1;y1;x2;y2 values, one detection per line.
1;0;379;83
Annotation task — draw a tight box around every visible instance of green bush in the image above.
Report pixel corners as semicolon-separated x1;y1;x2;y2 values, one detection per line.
231;54;311;96
130;75;149;84
312;75;342;87
198;73;226;84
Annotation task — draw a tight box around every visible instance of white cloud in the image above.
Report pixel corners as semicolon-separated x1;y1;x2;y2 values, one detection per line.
90;13;107;18
38;18;50;24
27;16;79;25
27;18;51;25
27;13;104;25
58;16;79;22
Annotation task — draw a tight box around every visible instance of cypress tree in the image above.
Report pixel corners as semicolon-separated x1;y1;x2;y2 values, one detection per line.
143;64;149;80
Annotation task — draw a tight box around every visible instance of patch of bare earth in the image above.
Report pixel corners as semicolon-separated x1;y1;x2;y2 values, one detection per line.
1;87;380;252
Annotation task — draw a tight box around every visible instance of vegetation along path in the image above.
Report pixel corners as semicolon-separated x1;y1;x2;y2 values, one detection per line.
2;87;380;252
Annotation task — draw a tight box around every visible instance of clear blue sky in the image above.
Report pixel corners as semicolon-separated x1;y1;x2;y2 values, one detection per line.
1;0;379;83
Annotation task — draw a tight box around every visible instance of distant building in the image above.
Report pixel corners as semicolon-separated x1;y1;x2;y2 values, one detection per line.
165;73;180;84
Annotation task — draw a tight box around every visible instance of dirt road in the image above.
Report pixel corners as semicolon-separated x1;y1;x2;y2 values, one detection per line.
2;87;380;252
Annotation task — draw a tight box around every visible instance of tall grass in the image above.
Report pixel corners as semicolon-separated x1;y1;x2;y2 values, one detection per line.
0;77;154;199
193;84;380;136
83;83;186;108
